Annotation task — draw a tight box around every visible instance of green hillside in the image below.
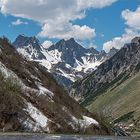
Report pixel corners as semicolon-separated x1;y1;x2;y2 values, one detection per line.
85;72;140;136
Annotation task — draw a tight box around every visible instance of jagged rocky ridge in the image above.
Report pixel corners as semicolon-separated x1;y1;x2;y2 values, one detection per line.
0;37;110;134
13;35;118;88
71;37;140;100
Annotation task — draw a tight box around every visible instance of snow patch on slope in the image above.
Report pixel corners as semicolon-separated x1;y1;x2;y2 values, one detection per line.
0;62;55;132
82;116;99;127
17;48;31;59
60;106;99;130
71;115;99;130
25;102;50;132
48;49;62;62
74;59;83;71
0;62;54;101
57;68;75;82
34;48;62;71
41;47;59;63
35;59;52;70
17;45;39;60
73;56;102;73
37;83;54;98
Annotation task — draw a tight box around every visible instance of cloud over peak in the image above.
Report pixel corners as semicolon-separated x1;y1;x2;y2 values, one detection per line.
103;28;139;52
103;6;140;52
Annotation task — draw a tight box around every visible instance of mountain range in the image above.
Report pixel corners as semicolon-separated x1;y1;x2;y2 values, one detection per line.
71;37;140;136
13;35;118;88
2;34;140;136
0;37;109;134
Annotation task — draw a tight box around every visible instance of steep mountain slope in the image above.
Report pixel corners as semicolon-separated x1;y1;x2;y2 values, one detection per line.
71;37;140;136
0;37;108;134
87;71;140;136
13;35;118;88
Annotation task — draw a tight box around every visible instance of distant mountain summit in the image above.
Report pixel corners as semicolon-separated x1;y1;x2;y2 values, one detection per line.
107;47;119;57
13;35;46;60
13;35;118;87
13;34;40;49
48;38;99;67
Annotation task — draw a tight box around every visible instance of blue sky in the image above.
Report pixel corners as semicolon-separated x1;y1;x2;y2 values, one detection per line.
0;0;140;52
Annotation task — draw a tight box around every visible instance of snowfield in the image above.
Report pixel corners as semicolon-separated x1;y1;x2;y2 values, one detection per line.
16;43;106;84
25;102;50;132
82;116;99;127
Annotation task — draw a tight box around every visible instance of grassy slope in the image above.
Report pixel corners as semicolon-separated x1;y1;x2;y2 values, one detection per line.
85;72;140;136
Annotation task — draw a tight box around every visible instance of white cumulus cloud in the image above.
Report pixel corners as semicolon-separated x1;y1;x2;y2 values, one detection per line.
77;0;118;9
38;23;96;40
122;6;140;30
0;0;2;7
103;28;139;52
103;6;140;52
0;0;118;41
11;19;28;26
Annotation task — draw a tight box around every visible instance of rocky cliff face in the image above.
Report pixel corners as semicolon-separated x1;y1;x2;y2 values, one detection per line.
71;37;140;101
0;37;109;134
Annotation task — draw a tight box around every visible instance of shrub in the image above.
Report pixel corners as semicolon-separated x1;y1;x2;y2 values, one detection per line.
0;72;25;131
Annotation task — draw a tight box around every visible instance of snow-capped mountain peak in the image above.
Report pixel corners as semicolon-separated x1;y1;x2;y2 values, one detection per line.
13;35;46;60
13;35;118;87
